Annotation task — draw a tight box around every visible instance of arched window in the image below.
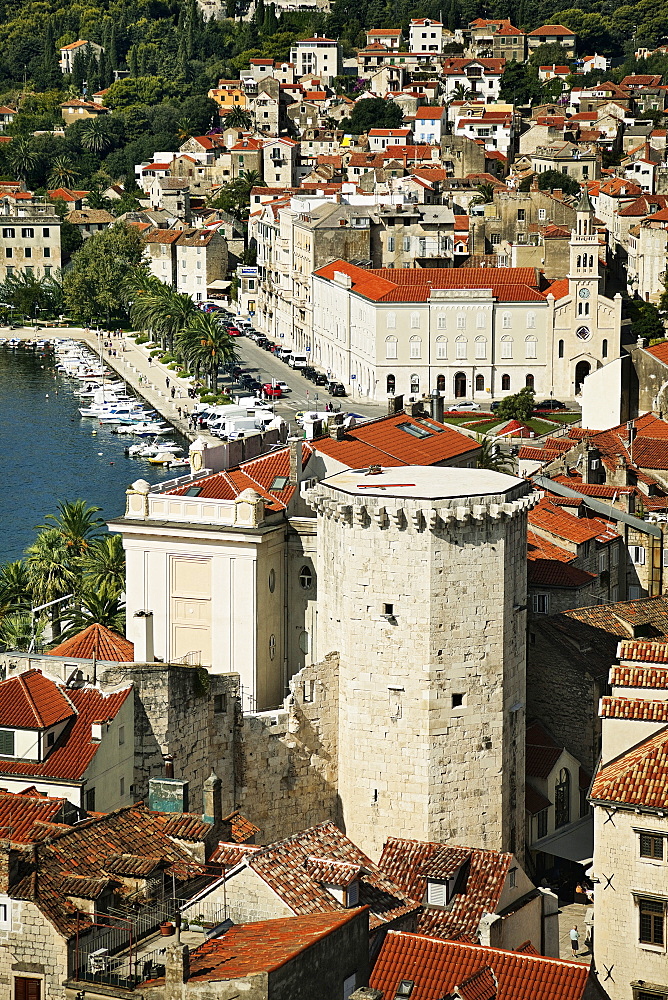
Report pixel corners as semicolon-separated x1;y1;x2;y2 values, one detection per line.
476;311;486;329
526;311;536;329
436;336;447;360
501;373;510;391
409;335;421;359
386;374;396;394
410;373;420;394
410;311;420;329
525;336;537;360
501;336;513;359
475;336;486;359
525;373;535;389
437;313;446;330
436;374;446;392
454;372;467;397
385;336;397;360
457;313;466;330
589;254;594;268
386;311;396;329
576;254;581;268
455;336;467;360
555;767;571;827
558;339;564;358
602;338;608;358
475;373;484;392
299;565;313;589
502;311;512;329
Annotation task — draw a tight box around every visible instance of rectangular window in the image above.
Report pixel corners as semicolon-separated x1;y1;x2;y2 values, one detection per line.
386;340;397;359
612;545;620;567
0;730;14;755
24;247;31;259
0;898;10;929
639;898;665;946
14;977;40;1000
85;788;96;812
427;880;447;906
118;725;125;746
4;248;11;259
641;834;665;860
532;594;550;614
437;314;446;330
387;236;395;252
21;228;34;238
537;808;548;838
598;552;606;572
410;341;421;359
2;228;14;238
119;777;125;797
490;233;501;245
632;546;646;565
455;340;467;360
436;342;447;359
517;209;525;221
42;227;49;237
629;585;642;600
402;236;411;252
43;247;50;258
475;340;486;359
538;209;546;220
525;340;537;359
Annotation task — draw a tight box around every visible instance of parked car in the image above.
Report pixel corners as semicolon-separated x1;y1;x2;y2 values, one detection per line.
329;382;347;397
534;399;567;411
314;373;329;386
447;401;480;411
490;400;501;412
275;381;291;393
263;383;282;398
256;337;270;349
227;326;242;336
302;367;318;381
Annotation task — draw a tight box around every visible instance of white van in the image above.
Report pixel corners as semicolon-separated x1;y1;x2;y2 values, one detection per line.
289;354;308;369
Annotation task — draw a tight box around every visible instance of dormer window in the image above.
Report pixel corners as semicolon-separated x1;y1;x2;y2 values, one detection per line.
396;982;414;998
426;878;451;906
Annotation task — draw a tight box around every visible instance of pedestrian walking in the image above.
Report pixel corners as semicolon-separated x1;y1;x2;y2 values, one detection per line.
177;407;182;418
570;926;579;956
166;378;170;389
171;387;175;399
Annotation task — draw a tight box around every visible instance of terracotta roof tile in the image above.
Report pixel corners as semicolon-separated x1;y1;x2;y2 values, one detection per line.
378;838;511;941
526;721;564;778
591;725;668;807
0;670;75;729
618;639;668;665
49;623;134;662
600;696;668;721
0;791;69;843
0;680;131;781
241;821;418;931
370;931;590;1000
611;663;668;688
304;857;362;886
223;809;260;843
528;497;618;545
210;842;263;866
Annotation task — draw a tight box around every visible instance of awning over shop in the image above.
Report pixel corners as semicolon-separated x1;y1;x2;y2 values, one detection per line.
530;814;594;866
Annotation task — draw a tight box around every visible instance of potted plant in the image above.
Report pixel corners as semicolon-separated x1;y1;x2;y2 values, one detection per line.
159;920;175;936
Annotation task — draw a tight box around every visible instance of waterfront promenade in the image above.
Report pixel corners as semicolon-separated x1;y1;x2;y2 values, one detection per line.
4;326;219;445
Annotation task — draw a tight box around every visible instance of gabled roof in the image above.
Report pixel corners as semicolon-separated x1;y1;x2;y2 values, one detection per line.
370;931;590;1000
49;623;134;663
591;725;668;808
0;679;131;781
0;670;75;729
0;790;69;843
528;496;618;546
526;721;566;778
527;531;595;589
233;821;418;931
378;838;512;941
528;23;575;35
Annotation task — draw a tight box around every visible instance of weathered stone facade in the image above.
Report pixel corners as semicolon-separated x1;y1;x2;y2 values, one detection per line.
309;467;537;860
0;895;68;1000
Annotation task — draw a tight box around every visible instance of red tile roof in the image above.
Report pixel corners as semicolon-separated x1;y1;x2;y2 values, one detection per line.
591;725;668;808
526;721;564;778
378;838;511;942
370;931;590;1000
235;821;418;931
600;696;668;721
618;639;668;664
528;23;575;35
0;790;69;842
0;670;75;729
527;530;595;589
224;809;260;843
525;785;552;814
0;680;131;781
49;624;134;662
528;497;618;545
149;911;365;984
610;664;668;688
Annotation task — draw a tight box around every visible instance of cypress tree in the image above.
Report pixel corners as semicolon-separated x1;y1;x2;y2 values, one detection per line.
108;23;119;69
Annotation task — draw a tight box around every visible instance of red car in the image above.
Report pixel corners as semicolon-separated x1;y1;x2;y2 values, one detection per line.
227;326;242;336
263;383;282;398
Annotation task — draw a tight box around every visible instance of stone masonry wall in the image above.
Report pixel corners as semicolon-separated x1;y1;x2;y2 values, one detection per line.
312;478;534;861
0;898;68;1000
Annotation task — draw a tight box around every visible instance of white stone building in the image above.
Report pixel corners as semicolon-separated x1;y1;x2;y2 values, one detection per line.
0;195;61;282
308;190;621;402
59;38;103;73
413;107;447;145
289;36;341;85
408;18;445;53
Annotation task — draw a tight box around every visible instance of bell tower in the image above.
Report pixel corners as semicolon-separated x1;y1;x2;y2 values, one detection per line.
569;187;600;322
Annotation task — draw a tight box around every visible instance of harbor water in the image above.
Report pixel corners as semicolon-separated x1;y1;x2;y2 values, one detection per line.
0;342;187;563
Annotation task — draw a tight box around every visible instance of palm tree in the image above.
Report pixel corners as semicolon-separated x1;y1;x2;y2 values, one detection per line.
82;534;126;600
476;437;515;473
473;182;496;206
59;592;126;640
8;136;36;183
179;311;238;390
449;83;473;103
80;116;112;154
0;560;31;616
222;106;254;130
40;499;104;560
47;156;79;190
25;529;77;638
0;612;46;652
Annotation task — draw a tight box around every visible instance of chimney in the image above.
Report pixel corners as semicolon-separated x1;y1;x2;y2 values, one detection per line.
165;940;190;987
328;413;346;439
531;177;538;191
289;437;303;485
132;610;154;662
387;393;404;415
148;777;189;813
408;399;424;416
203;771;222;825
552;188;563;200
429;392;445;422
164;754;174;779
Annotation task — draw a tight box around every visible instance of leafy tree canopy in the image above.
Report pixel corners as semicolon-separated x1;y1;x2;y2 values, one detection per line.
341;96;403;135
495;387;535;422
63;222;148;324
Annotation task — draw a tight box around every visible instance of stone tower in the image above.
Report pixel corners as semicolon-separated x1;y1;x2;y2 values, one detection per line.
310;465;538;860
568;186;600;315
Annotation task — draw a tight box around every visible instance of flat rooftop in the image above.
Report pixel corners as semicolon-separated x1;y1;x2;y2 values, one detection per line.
321;465;527;500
